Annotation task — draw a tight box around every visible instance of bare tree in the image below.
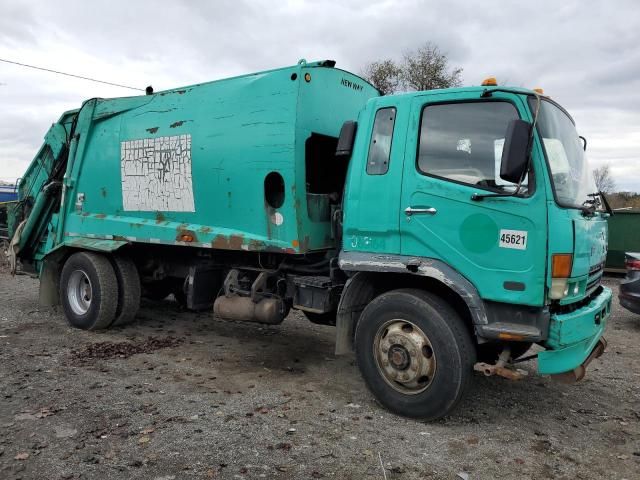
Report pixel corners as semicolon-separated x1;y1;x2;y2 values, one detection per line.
401;42;462;91
362;42;463;95
361;59;401;95
593;164;616;193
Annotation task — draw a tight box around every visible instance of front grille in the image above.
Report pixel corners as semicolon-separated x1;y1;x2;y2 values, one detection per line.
550;286;603;314
589;261;604;276
586;275;602;293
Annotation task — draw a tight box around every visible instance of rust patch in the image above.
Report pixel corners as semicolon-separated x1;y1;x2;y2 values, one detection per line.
176;229;198;243
155;212;166;224
100;187;107;198
300;235;310;253
229;234;244;249
198;225;212;234
94;213;106;219
170;120;186;128
146;127;159;134
211;234;244;250
247;239;266;251
212;235;229;249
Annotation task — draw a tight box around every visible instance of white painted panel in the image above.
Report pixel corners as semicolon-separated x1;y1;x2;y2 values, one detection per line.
121;134;195;212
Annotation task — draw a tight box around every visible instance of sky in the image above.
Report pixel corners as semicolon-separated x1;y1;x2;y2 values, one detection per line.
0;0;639;191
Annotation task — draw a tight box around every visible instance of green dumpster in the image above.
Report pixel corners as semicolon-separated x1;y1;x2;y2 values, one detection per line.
606;211;640;271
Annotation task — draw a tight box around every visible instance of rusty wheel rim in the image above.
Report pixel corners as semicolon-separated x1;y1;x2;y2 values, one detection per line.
373;319;436;395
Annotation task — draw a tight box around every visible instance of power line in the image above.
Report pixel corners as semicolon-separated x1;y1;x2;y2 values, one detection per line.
0;57;145;92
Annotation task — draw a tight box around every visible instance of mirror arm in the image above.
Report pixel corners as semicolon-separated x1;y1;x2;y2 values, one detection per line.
472;153;530;202
579;135;587;151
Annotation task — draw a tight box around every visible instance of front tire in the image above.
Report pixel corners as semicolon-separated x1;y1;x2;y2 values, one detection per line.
355;289;475;420
60;252;118;330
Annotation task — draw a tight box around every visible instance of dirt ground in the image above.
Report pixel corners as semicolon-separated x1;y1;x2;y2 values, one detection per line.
0;271;638;480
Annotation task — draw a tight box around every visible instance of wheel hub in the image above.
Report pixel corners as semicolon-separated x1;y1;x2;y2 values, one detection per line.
388;344;410;370
67;270;93;316
374;320;436;395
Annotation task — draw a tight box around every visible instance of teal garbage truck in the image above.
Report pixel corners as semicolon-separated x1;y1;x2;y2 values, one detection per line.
8;59;611;419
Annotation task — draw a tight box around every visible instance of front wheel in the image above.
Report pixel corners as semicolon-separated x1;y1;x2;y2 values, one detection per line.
355;289;475;420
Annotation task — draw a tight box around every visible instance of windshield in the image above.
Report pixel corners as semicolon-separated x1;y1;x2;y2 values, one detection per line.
530;98;597;209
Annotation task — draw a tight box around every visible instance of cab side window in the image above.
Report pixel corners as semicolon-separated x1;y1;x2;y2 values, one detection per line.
417;102;526;191
367;107;396;175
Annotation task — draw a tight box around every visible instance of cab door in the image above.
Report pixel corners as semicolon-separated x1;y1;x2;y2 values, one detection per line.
400;92;547;306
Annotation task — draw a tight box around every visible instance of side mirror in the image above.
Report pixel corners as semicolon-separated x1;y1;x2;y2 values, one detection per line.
336;121;357;158
500;119;532;184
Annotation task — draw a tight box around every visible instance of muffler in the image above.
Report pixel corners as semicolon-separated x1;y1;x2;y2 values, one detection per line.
213;294;286;325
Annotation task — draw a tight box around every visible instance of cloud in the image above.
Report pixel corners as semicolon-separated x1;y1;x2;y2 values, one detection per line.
0;0;638;191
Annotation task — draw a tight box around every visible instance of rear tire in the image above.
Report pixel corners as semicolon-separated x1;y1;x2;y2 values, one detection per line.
111;254;141;327
355;289;475;420
60;251;118;330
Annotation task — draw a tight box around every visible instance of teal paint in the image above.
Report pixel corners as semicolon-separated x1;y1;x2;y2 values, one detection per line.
344;90;548;306
16;61;379;258
538;286;611;374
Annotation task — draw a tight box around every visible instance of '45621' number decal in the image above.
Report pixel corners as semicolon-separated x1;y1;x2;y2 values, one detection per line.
499;229;527;250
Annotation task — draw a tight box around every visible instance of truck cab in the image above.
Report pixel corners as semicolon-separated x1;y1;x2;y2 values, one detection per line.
336;83;611;416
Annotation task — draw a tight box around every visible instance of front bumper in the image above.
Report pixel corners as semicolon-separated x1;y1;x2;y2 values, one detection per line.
537;286;612;375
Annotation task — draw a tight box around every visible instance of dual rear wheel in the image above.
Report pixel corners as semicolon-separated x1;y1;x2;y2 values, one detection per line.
60;251;140;330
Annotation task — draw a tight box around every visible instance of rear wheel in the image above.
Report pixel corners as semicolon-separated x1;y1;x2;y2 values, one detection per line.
60;251;118;330
355;289;475;420
111;254;141;327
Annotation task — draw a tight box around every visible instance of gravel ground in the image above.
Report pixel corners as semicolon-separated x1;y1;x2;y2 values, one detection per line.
0;271;638;480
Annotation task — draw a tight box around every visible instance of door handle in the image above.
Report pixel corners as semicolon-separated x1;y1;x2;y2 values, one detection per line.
404;206;437;216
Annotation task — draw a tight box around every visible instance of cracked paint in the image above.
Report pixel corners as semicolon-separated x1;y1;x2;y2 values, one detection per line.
120;134;195;212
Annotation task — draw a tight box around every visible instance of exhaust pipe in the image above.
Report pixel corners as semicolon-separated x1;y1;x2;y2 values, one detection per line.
213;294;286;325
